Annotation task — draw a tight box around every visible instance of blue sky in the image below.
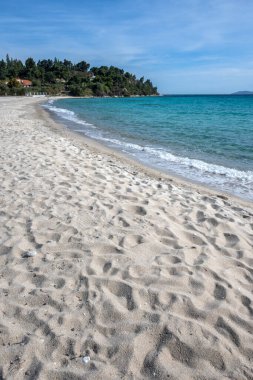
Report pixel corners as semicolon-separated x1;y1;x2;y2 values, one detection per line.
1;0;253;93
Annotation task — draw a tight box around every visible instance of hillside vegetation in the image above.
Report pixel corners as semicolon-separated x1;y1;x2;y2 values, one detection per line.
0;55;158;97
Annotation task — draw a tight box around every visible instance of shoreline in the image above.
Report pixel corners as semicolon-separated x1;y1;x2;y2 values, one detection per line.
0;96;253;379
42;97;253;209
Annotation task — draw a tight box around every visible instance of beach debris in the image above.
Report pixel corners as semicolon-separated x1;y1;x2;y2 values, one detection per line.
82;355;90;364
23;250;37;258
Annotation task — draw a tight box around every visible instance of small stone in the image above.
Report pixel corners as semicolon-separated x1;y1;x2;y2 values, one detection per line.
25;250;37;257
82;355;90;364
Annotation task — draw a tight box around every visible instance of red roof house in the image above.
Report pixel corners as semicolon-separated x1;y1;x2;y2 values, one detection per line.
16;79;32;87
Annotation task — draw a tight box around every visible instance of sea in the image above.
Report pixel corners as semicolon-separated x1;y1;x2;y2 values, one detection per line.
44;95;253;202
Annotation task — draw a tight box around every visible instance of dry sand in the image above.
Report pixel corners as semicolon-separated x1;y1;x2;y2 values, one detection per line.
0;96;253;380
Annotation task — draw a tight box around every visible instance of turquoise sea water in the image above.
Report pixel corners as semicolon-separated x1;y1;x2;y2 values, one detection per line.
45;95;253;201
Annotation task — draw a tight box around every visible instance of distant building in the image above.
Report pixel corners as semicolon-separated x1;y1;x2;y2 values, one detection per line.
16;79;32;87
88;72;96;80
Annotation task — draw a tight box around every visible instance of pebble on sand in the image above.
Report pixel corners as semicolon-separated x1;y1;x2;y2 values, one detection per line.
82;356;90;364
24;250;37;257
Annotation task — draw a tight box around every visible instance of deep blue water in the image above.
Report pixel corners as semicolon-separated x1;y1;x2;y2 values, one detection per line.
45;95;253;201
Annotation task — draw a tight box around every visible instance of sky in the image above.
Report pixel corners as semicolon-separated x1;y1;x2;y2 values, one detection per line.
0;0;253;94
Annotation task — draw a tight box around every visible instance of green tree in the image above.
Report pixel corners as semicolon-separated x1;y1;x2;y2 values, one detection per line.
0;60;7;80
45;72;56;84
7;59;23;78
69;85;83;96
75;61;90;72
7;78;20;88
32;79;41;87
0;82;8;95
37;59;53;71
25;57;36;71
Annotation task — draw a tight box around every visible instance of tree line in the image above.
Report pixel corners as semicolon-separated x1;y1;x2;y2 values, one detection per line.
0;55;159;97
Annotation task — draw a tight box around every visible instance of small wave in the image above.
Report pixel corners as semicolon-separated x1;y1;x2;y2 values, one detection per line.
144;147;253;182
44;102;95;128
100;137;145;151
100;137;253;183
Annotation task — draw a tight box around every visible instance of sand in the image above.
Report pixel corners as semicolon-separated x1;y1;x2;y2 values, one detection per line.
0;96;252;380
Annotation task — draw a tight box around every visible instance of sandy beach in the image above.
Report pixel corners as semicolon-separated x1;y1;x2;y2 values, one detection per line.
0;96;253;380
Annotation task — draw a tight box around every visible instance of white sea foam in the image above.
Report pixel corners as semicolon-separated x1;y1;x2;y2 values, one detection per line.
145;147;253;182
100;137;253;183
44;102;95;128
